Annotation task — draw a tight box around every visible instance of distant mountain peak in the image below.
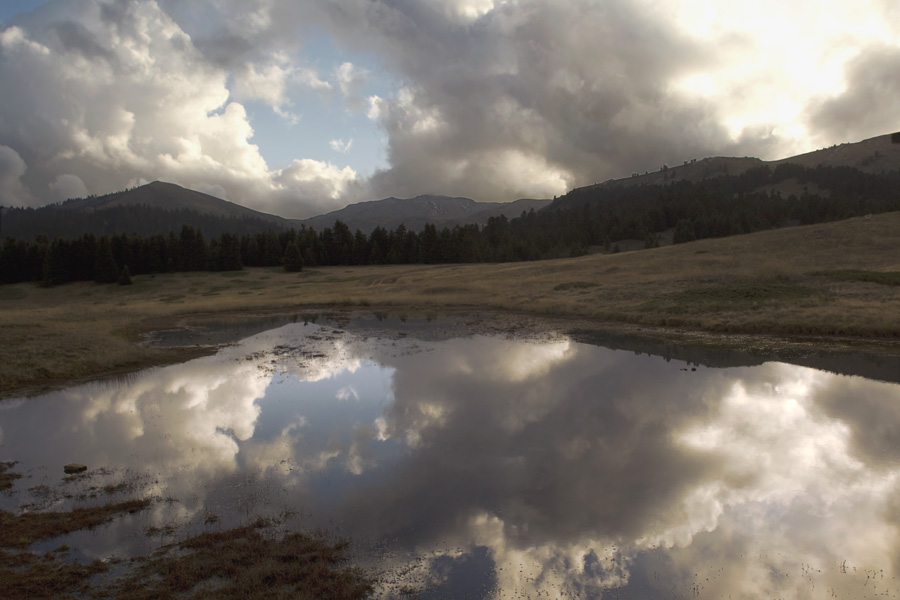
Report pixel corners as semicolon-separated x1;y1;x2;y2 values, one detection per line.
296;194;551;233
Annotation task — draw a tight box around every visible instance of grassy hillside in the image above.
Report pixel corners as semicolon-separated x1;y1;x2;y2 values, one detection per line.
2;212;900;397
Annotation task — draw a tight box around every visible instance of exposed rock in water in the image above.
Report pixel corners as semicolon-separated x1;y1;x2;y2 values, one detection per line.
64;463;87;474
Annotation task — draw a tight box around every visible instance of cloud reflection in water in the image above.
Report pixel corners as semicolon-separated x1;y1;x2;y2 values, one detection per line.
1;320;899;598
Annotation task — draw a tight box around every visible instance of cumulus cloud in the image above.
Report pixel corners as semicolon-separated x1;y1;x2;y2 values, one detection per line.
49;173;89;201
335;61;369;112
272;0;900;202
807;44;900;144
0;144;32;204
4;319;900;596
1;0;899;215
0;0;360;216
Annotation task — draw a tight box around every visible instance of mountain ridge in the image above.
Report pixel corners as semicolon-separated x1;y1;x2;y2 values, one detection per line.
561;132;900;200
61;181;289;225
3;131;899;241
297;195;553;233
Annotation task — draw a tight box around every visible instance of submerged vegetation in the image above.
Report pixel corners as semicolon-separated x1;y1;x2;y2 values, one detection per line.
0;547;109;600
0;499;151;548
0;498;150;600
109;520;372;600
0;462;22;491
0;497;371;600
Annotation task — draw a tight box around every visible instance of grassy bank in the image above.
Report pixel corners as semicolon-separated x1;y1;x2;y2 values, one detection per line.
3;212;900;397
0;486;370;600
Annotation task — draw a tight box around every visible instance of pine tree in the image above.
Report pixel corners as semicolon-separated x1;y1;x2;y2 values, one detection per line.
118;265;133;286
283;241;303;272
94;236;119;283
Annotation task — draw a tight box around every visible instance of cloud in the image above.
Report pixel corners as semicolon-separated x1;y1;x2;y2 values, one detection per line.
295;1;739;200
0;0;360;217
49;173;89;201
2;0;899;217
807;44;900;143
335;61;369;112
4;318;900;596
0;144;32;205
329;138;353;154
289;0;900;201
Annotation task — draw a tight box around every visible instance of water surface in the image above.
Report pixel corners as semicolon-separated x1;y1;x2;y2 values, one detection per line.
2;316;899;598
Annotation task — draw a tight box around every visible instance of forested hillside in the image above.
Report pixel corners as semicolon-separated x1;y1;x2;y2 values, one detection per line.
2;160;899;287
1;203;287;241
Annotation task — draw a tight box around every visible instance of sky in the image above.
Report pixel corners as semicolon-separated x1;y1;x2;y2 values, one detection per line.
0;0;897;219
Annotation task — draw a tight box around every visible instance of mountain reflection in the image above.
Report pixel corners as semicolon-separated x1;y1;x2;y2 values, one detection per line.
2;319;899;598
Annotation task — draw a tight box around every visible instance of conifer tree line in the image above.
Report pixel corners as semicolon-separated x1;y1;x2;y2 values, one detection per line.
1;162;899;287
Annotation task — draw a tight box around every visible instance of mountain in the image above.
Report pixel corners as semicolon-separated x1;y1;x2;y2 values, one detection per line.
540;132;900;245
296;195;552;234
1;181;291;240
4;131;899;241
556;132;900;205
60;181;288;225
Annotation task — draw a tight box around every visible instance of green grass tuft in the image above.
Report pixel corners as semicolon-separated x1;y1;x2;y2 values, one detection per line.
813;270;900;286
553;281;599;291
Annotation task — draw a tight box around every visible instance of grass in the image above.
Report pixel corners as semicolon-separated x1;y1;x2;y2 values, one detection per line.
641;281;820;314
110;519;371;600
553;281;599;291
0;499;150;599
0;462;22;491
0;502;371;600
3;212;900;397
813;269;900;286
0;548;108;600
0;499;151;548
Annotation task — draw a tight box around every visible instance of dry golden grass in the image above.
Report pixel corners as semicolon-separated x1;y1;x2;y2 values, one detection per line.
3;212;900;397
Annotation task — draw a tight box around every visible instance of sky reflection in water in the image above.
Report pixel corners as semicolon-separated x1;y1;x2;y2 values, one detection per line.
1;319;899;598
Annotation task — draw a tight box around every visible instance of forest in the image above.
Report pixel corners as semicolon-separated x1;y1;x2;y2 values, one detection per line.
1;162;899;287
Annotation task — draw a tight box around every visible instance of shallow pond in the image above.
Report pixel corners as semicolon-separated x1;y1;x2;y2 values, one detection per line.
2;315;900;598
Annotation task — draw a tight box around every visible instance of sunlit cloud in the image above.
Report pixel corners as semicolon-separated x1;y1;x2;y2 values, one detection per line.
1;0;895;215
4;319;900;596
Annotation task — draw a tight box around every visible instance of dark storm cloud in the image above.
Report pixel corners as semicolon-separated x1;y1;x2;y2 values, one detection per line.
2;0;899;214
303;0;739;200
808;44;900;142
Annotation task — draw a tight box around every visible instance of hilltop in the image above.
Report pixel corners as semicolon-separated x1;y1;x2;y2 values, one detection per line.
59;181;288;224
559;132;900;201
1;131;899;243
297;195;551;234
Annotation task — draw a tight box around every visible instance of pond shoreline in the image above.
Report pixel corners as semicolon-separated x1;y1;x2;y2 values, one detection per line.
4;213;900;398
4;311;899;598
5;302;900;400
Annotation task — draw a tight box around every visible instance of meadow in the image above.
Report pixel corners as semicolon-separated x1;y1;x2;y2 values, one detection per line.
2;211;900;397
